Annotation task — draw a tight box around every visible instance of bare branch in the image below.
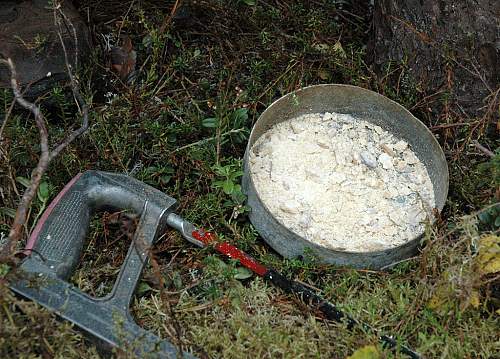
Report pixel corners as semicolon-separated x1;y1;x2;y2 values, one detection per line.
54;2;79;70
50;2;89;160
472;141;495;158
159;0;183;34
0;5;90;261
0;94;16;140
0;58;50;260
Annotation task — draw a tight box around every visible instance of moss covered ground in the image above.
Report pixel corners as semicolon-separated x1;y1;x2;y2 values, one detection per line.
1;1;498;358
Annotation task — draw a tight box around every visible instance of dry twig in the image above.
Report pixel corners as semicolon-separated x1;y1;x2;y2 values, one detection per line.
148;253;186;353
0;5;89;261
0;95;16;140
472;141;495;158
159;0;183;34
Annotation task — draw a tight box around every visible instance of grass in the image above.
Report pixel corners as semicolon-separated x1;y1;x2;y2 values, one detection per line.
1;1;499;358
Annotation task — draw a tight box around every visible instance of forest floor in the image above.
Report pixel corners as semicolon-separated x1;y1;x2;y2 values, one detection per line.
0;1;498;358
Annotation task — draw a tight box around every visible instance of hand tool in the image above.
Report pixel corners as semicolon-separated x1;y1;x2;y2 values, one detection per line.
168;213;421;359
9;170;193;358
9;170;420;358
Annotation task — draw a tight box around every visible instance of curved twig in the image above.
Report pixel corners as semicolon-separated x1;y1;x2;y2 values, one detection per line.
0;4;90;261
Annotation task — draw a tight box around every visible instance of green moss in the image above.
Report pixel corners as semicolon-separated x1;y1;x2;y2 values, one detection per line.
1;0;498;358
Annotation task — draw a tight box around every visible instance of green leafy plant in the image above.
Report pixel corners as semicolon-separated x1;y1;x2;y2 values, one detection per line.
477;204;500;229
0;263;10;278
212;161;245;201
477;150;500;229
478;149;500;188
201;117;218;128
201;107;250;146
211;160;250;219
10;176;53;233
204;255;253;283
141;165;175;186
229;108;250;144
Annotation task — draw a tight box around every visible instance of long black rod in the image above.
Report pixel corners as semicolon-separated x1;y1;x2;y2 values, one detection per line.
170;217;422;359
263;269;421;359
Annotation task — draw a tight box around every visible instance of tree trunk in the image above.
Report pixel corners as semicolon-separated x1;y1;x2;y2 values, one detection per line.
371;0;499;119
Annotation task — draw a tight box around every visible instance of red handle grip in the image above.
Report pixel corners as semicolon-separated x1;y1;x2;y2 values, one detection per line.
191;230;268;276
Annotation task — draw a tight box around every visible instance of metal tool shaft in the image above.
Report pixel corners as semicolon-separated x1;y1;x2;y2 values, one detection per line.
170;215;421;359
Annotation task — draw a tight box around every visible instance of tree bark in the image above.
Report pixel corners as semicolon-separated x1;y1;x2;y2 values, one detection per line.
371;0;499;118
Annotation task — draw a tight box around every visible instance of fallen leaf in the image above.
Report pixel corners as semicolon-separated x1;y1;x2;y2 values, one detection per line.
469;290;480;309
347;345;380;359
475;235;500;275
110;35;137;81
317;69;330;80
333;41;347;58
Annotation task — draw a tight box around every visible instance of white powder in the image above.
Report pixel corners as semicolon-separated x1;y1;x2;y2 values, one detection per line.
248;112;435;252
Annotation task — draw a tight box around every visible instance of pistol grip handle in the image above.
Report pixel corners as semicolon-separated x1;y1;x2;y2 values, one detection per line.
26;171;177;280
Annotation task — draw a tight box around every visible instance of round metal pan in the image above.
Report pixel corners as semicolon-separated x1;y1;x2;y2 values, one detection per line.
242;84;448;269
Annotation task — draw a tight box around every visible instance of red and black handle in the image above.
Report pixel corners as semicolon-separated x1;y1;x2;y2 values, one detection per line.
189;227;420;359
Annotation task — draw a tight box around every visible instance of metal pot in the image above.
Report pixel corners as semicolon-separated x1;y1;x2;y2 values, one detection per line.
242;84;448;269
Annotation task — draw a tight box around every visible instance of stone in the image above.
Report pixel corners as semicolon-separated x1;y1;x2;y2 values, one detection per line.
393;140;408;152
280;200;300;214
360;151;377;169
378;153;394;169
381;143;396;156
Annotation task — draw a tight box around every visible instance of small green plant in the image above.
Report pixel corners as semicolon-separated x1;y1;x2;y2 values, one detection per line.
478;149;500;187
211;159;250;219
50;85;73;121
201;107;250;146
0;263;10;278
229;108;250;144
211;160;245;203
141;165;175;186
11;176;53;233
259;30;271;46
476;150;500;229
204;255;254;284
201;117;218;128
477;204;500;229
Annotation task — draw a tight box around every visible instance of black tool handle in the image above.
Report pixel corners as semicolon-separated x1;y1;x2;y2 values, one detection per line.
264;269;420;359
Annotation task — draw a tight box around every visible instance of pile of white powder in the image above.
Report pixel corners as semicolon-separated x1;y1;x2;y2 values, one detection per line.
248;112;435;252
